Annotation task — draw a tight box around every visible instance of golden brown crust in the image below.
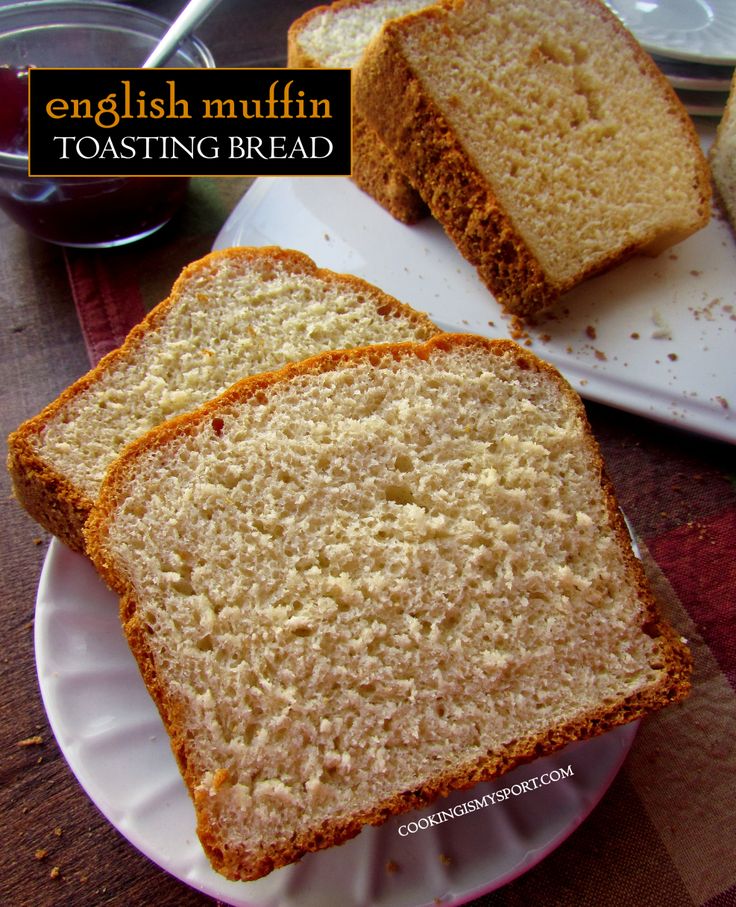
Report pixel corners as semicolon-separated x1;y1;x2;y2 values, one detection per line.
357;37;559;315
6;431;91;553
354;0;711;316
350;111;429;223
85;332;691;882
287;0;428;223
200;673;690;880
6;246;440;552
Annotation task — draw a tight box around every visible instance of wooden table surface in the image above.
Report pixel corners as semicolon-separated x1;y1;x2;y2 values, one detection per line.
2;3;735;906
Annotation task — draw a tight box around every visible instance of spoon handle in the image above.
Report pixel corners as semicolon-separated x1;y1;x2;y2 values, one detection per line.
143;0;223;68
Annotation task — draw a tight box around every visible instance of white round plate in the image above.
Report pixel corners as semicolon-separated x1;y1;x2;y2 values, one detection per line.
675;87;729;116
654;55;733;91
604;0;736;65
35;538;639;907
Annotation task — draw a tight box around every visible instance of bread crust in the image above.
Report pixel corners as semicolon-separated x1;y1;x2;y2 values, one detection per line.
354;0;711;316
288;0;428;223
6;246;440;552
356;23;559;314
85;333;691;882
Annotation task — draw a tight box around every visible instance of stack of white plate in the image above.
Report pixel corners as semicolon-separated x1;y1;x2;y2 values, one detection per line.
603;0;735;119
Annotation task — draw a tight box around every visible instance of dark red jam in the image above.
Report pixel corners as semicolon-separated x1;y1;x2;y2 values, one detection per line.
0;65;29;153
0;66;189;246
0;172;190;246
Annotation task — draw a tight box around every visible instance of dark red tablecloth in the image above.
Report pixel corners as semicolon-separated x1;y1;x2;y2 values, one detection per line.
3;175;735;907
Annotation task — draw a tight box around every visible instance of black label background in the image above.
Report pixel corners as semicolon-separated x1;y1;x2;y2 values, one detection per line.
28;68;351;177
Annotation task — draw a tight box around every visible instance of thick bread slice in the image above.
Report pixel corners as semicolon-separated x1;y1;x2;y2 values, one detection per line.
355;0;711;316
85;333;691;882
7;246;439;552
710;71;736;231
288;0;432;223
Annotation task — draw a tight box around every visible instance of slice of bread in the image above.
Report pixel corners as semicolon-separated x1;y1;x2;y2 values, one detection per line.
288;0;433;223
710;71;736;231
7;246;439;553
355;0;711;316
85;333;691;882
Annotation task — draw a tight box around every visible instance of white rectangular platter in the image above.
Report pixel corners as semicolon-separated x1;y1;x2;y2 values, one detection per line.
215;146;735;444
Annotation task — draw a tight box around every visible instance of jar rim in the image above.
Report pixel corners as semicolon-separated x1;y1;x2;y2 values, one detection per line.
0;0;215;171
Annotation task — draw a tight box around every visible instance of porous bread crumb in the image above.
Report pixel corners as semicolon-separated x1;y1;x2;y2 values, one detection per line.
293;0;432;68
38;255;435;500
86;334;690;883
355;0;711;315
651;310;673;340
8;247;439;552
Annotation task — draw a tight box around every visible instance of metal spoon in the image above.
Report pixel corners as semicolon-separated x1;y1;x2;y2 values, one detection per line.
143;0;224;68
